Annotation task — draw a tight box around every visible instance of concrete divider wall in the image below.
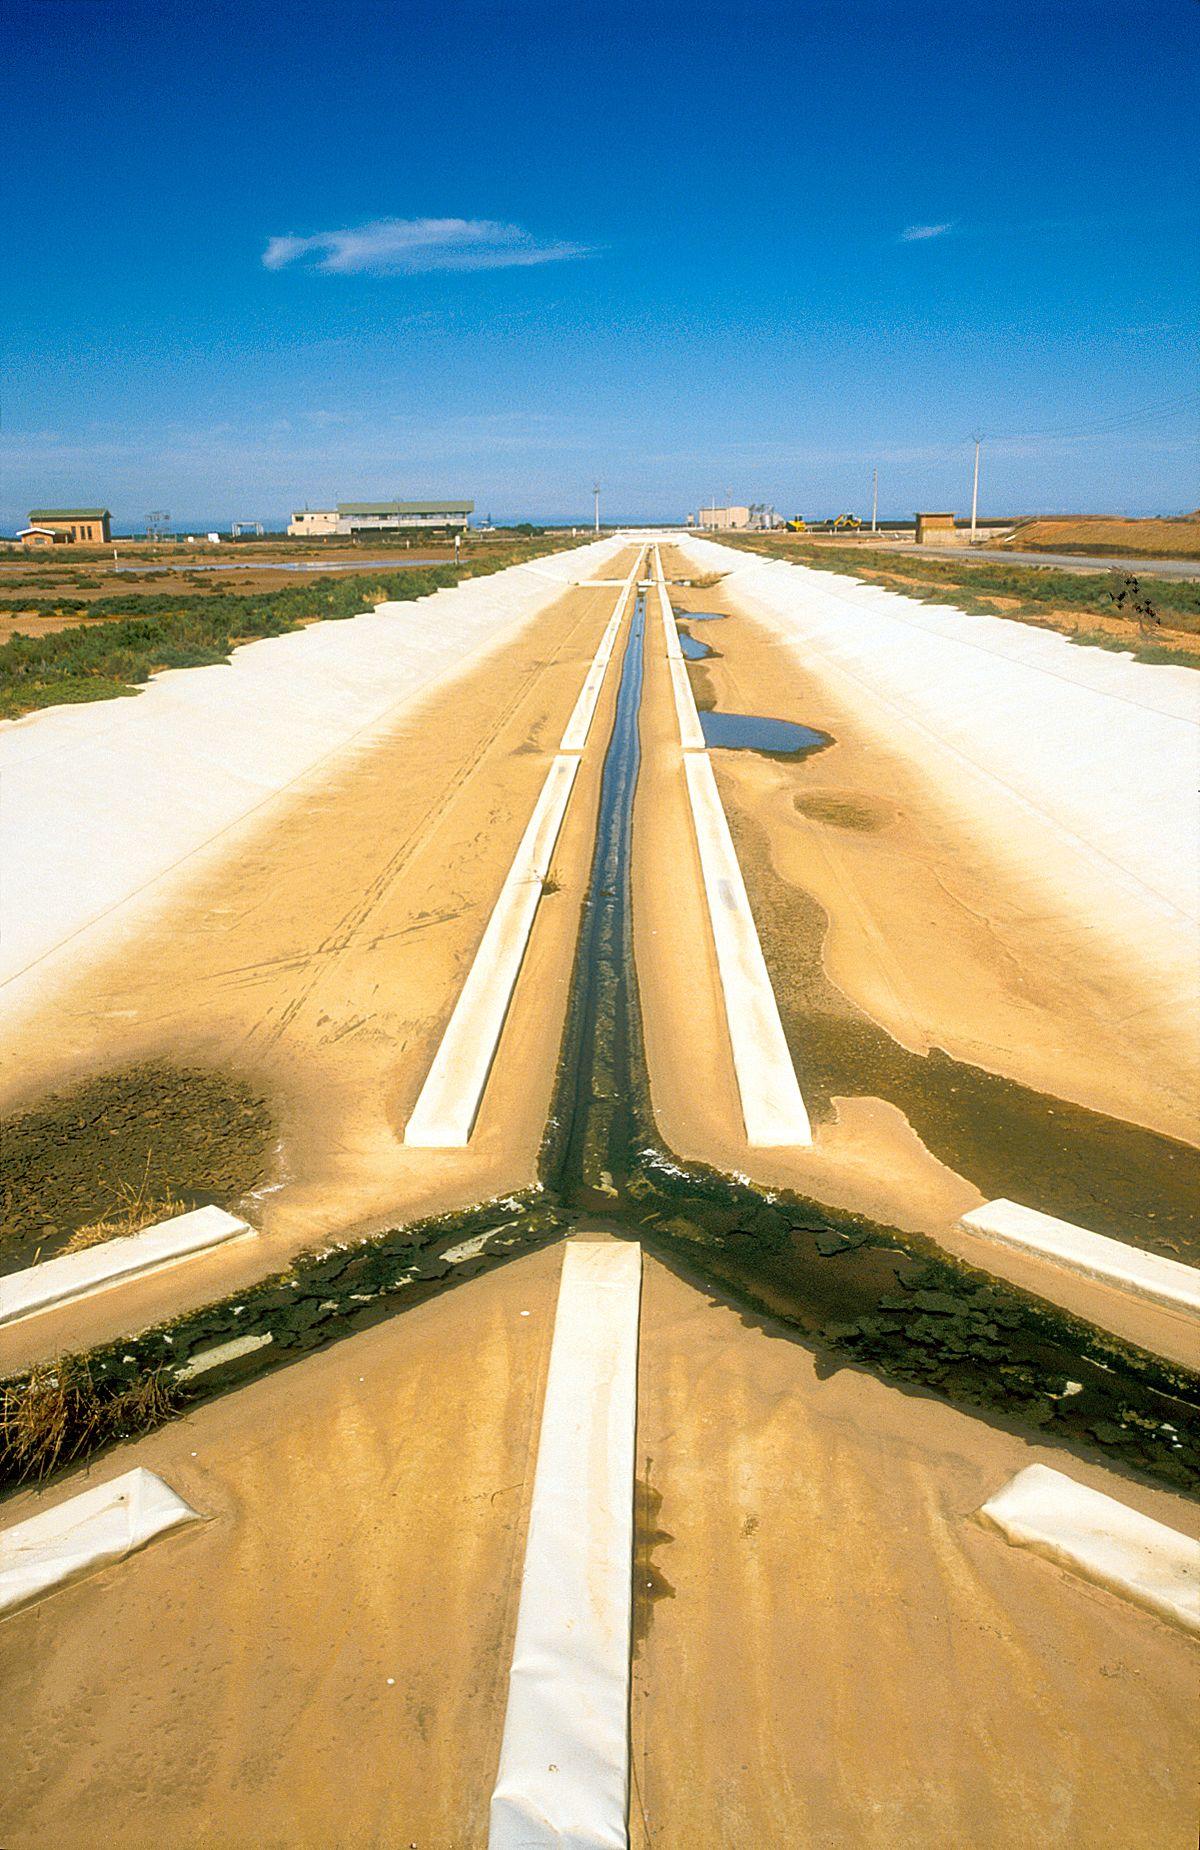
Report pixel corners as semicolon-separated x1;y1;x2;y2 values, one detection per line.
0;537;629;1013
670;535;1200;997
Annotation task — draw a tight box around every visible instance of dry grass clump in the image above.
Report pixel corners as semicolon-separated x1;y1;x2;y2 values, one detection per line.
0;1356;179;1484
58;1172;183;1257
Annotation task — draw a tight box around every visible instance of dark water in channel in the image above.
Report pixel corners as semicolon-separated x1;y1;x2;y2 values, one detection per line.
6;583;1198;1497
700;710;833;758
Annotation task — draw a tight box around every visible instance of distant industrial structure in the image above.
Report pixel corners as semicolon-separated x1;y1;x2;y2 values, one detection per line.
692;502;782;532
288;499;474;539
20;507;112;545
914;511;962;545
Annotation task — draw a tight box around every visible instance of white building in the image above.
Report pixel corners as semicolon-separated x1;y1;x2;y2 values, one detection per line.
288;500;474;539
288;508;339;538
335;500;474;535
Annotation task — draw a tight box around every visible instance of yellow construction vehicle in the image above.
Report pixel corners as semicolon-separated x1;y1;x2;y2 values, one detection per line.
786;517;807;532
831;512;862;531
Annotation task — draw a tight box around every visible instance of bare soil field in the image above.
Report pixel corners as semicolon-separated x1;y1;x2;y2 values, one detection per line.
998;514;1200;558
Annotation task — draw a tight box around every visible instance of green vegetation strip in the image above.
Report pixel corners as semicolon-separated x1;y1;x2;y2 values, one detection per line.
722;538;1200;666
0;539;586;719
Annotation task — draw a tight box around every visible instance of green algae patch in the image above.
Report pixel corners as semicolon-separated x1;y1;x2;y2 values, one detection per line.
0;1193;569;1492
1;1064;274;1273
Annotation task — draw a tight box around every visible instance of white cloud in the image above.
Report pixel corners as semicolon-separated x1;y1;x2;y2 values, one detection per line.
899;221;955;243
262;216;591;276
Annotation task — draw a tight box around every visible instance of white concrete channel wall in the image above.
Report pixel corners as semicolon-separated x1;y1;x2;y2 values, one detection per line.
405;556;642;1147
0;538;630;1019
655;550;812;1147
489;1240;642;1849
666;535;1200;1005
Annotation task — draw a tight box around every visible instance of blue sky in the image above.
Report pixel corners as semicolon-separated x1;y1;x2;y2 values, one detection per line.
2;0;1196;529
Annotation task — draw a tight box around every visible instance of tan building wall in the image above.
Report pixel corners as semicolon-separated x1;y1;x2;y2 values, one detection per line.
288;509;339;538
27;511;112;544
697;505;751;531
915;512;961;544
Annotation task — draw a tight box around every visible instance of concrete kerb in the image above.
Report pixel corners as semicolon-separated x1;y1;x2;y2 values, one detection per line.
961;1199;1200;1319
0;1206;254;1330
560;559;642;753
489;1240;642;1849
654;547;812;1148
979;1463;1200;1637
0;1467;201;1619
405;551;645;1148
403;753;582;1148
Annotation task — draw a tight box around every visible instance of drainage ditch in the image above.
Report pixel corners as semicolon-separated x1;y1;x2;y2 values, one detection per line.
3;590;1198;1498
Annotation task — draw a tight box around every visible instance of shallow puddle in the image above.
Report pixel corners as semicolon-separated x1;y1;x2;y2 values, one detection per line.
700;711;833;758
678;629;715;661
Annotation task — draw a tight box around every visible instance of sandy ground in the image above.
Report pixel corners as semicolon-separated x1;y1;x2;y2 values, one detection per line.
2;540;1197;1845
665;562;1199;1141
634;550;1200;1365
0;1244;565;1849
2;551;641;1373
2;1245;1195;1849
631;1258;1200;1850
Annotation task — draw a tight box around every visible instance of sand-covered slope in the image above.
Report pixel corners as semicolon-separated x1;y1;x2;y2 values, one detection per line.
0;538;627;1012
672;534;1200;1009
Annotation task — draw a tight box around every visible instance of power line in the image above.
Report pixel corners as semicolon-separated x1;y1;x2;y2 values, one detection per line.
982;389;1199;447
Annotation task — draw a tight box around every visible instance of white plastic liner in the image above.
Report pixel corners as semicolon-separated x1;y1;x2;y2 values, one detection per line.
489;1241;642;1850
0;537;628;1013
961;1198;1200;1316
979;1463;1200;1636
560;558;642;752
682;755;813;1147
404;753;580;1147
406;552;644;1147
0;1467;200;1618
653;550;810;1146
668;535;1200;996
667;657;706;750
0;1205;252;1328
656;556;682;661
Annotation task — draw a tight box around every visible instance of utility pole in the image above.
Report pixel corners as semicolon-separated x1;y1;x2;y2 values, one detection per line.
593;481;600;535
871;467;878;533
970;434;983;543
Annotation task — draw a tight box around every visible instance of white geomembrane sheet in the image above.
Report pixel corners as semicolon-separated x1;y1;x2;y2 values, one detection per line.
489;1241;642;1849
0;1204;252;1328
0;1468;200;1618
980;1463;1199;1636
961;1198;1200;1316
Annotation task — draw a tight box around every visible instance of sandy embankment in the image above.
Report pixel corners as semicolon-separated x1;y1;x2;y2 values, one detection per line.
631;1259;1200;1850
0;1244;565;1849
634;540;1200;1361
1;543;640;1367
2;1243;1195;1849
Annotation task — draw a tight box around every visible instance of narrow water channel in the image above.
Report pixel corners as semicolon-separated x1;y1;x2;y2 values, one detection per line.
5;571;1198;1497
